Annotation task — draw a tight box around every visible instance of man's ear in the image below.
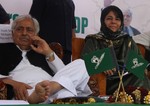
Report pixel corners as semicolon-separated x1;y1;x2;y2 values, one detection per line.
11;31;16;43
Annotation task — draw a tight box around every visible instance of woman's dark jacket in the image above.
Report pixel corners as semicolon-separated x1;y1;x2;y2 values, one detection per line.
81;32;149;95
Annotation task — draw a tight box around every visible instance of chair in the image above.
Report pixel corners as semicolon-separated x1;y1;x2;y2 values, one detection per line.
49;42;64;59
136;43;146;58
72;37;106;96
0;80;7;99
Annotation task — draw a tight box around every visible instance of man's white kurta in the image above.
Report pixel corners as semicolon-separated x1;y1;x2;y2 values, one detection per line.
8;52;92;102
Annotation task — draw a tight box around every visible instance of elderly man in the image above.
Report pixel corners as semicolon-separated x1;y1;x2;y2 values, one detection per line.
0;15;92;104
123;9;141;36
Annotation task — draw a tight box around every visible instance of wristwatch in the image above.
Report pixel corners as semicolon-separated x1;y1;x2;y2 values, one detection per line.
46;52;54;60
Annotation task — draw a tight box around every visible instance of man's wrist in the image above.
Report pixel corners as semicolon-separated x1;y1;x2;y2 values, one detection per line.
46;52;54;61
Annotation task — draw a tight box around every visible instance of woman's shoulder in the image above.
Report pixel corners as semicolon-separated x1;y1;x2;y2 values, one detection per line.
124;35;134;42
85;32;103;40
118;34;133;42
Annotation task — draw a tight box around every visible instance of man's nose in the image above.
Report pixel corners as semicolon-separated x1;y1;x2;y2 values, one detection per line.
22;29;28;35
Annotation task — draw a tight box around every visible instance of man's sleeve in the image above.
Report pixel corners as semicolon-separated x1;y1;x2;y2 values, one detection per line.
0;4;10;24
47;53;65;74
29;0;46;21
71;1;76;29
51;59;92;96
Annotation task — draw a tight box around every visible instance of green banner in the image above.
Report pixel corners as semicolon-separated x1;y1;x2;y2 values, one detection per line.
125;50;148;80
83;47;118;76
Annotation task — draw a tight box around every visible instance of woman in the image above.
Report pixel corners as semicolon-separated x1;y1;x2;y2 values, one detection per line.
81;5;150;95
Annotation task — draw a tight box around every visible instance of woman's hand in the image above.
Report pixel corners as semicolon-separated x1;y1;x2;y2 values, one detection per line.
104;68;116;76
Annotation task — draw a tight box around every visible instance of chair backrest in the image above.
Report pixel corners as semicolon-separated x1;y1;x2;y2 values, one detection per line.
72;37;106;96
49;42;64;59
137;43;146;58
72;37;85;60
0;80;7;99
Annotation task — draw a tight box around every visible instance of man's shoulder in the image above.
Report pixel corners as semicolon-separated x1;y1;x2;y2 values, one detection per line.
130;26;141;34
0;43;15;48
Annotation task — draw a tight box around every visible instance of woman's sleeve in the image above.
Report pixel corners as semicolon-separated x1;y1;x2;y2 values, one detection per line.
130;38;141;55
80;36;98;58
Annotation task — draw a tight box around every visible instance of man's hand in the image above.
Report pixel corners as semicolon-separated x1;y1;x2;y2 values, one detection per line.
2;79;32;100
30;35;53;57
13;81;32;100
